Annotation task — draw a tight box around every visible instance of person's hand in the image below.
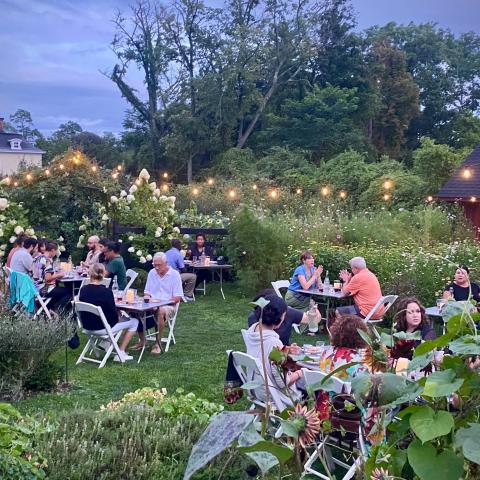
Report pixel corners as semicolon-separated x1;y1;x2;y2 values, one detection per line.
339;269;351;282
289;343;301;355
469;356;480;370
56;270;65;279
315;265;323;277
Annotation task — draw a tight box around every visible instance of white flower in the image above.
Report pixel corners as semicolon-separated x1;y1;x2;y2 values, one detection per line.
155;231;161;238
79;234;85;241
14;226;24;235
9;236;15;243
168;208;175;215
0;229;3;237
120;190;127;197
167;196;176;204
126;194;135;203
0;215;5;221
139;168;150;181
139;256;147;264
173;227;180;234
0;244;6;250
9;220;16;225
152;196;158;203
59;245;65;252
136;250;143;257
25;228;35;236
160;195;168;201
76;240;84;248
101;214;109;221
0;198;8;210
153;188;161;197
128;246;135;253
78;224;87;231
146;254;152;261
128;235;134;241
129;184;138;194
149;182;157;191
0;251;4;257
57;236;64;242
110;195;119;204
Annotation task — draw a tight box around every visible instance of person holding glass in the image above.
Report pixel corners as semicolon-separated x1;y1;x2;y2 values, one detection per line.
285;250;323;312
443;265;480;303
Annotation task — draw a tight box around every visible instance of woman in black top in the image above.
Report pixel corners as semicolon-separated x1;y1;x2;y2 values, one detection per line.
78;263;139;362
443;265;480;302
395;297;436;345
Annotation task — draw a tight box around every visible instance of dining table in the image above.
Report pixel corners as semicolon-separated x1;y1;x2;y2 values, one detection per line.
296;287;351;321
185;260;232;300
58;271;87;295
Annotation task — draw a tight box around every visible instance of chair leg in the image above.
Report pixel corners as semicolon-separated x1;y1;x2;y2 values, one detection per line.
99;331;123;368
76;337;93;365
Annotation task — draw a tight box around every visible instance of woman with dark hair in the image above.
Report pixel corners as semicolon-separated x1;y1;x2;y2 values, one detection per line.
248;288;320;345
97;238;109;265
395;297;436;342
443;265;480;302
6;234;26;268
285;250;323;311
243;295;304;398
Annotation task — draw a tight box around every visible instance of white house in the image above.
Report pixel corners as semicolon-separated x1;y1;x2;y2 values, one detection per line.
0;117;44;174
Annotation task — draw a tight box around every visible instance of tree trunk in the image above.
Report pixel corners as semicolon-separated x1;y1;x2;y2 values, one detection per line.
187;154;193;184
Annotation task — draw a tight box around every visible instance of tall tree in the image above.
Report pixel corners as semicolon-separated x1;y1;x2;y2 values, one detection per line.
9;109;42;142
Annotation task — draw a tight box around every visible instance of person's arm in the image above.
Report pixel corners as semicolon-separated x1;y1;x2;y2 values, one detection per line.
298;266;323;290
144;271;153;297
299;306;321;325
171;275;184;303
340;269;354;295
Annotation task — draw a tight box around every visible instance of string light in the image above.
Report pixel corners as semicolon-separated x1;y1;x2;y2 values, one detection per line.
252;184;258;191
91;166;97;172
296;188;302;195
26;173;32;181
463;167;472;179
426;195;433;202
59;164;65;170
112;172;118;179
161;184;169;192
74;157;80;165
45;169;50;176
321;186;330;197
471;196;477;202
117;165;122;172
13;181;18;187
228;189;236;199
207;178;214;185
269;189;278;199
339;191;347;199
192;187;199;196
383;179;392;190
4;177;10;185
383;193;391;201
163;172;168;179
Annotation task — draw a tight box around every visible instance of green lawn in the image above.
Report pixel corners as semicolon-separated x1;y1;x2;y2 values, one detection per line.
18;284;258;415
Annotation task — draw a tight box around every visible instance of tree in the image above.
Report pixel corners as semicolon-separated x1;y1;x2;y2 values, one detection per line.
367;40;419;157
9;109;42;142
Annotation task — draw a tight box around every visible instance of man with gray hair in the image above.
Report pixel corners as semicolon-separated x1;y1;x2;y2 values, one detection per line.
81;235;101;268
134;252;183;355
337;256;383;319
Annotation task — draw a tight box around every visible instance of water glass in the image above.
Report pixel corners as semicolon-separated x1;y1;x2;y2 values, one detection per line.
315;341;325;348
436;298;446;311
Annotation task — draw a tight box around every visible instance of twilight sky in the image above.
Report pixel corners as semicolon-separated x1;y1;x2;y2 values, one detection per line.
1;0;479;136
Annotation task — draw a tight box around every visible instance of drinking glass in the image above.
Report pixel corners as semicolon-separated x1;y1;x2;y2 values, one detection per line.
436;298;446;311
315;341;325;348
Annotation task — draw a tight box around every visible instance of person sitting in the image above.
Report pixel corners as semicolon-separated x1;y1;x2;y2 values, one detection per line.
243;296;304;405
6;234;26;268
79;263;139;362
395;297;436;344
32;238;48;285
248;289;320;345
188;233;214;259
165;238;196;301
133;252;183;355
81;235;102;268
40;241;72;312
97;238;109;265
443;265;480;303
104;241;126;290
10;237;38;275
337;257;383;319
285;250;323;312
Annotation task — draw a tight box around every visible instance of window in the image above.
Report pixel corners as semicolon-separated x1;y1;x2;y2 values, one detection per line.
9;139;22;150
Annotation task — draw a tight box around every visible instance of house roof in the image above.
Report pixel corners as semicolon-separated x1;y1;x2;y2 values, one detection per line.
0;132;44;154
437;143;480;200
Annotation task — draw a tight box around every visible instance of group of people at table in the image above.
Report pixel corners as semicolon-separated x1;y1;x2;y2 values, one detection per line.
5;232;216;362
243;250;478;403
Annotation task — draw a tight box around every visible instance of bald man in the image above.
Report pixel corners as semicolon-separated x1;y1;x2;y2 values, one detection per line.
81;235;102;268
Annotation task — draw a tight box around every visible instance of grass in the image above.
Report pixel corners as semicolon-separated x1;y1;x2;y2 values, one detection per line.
17;283;254;415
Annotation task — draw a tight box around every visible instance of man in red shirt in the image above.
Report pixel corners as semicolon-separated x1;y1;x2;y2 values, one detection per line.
337;257;383;319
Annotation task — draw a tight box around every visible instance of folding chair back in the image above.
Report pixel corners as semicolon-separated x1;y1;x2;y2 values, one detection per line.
364;294;398;324
302;368;351;395
79;277;111;291
3;266;12;286
74;300;124;368
271;280;290;298
124;269;139;291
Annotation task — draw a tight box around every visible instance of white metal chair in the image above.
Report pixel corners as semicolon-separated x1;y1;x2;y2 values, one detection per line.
124;269;139;291
364;295;398;325
142;302;180;355
74;300;126;368
79;277;111;291
271;280;290;298
301;368;366;480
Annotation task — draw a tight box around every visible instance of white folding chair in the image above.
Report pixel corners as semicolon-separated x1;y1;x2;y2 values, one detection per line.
3;266;12;286
143;302;180;353
33;292;52;319
74;300;126;368
124;269;138;291
271;280;290;298
364;295;398;325
302;369;365;480
79;277;111;291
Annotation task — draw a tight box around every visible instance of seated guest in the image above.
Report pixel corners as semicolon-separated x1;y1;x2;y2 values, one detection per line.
6;234;26;268
79;263;139;362
248;289;320;345
395;297;436;343
188;233;214;259
443;265;480;302
104;241;126;290
10;237;38;275
81;235;102;268
134;252;183;354
165;238;196;301
97;238;109;265
285;250;323;311
32;238;48;284
243;296;304;403
338;257;383;319
41;241;72;312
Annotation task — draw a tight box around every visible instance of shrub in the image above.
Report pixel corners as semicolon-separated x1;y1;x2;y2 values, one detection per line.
0;403;46;479
0;307;71;400
38;405;250;480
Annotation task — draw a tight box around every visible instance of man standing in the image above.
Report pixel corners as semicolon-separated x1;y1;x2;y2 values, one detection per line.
104;241;127;290
165;239;196;301
81;235;102;268
337;256;383;319
140;252;183;354
10;237;38;274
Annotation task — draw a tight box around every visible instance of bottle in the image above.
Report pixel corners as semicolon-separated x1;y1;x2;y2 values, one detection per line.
449;286;454;299
200;250;206;266
67;255;73;274
323;270;330;292
307;299;318;333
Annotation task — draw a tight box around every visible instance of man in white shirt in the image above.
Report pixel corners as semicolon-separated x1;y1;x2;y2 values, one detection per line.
140;252;183;354
10;237;38;274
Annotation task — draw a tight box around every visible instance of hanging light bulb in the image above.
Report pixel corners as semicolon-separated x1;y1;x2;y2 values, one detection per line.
426;195;433;202
59;164;65;170
117;165;122;171
296;188;302;195
112;172;118;179
13;181;18;187
270;189;278;199
207;178;214;185
161;184;169;192
45;169;50;176
228;189;236;199
321;186;330;197
463;167;472;179
91;165;97;172
4;177;11;185
471;196;477;202
383;179;392;190
383;193;391;201
339;191;347;199
192;187;199;196
163;172;168;179
252;184;258;191
26;173;32;181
